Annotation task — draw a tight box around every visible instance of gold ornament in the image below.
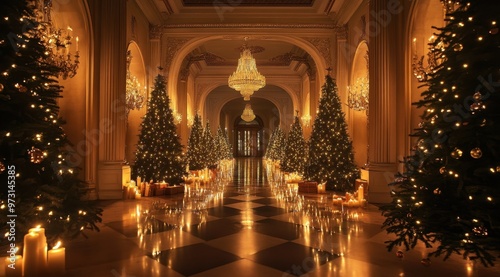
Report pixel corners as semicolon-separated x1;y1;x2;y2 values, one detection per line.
473;92;482;101
490;27;499;34
28;147;44;164
18;85;27;93
439;167;446;174
451;148;463;159
453;43;463;51
396;250;404;258
0;83;4;92
421;258;431;266
433;188;441;194
470;102;484;111
0;161;5;173
470;147;482;159
496;166;500;172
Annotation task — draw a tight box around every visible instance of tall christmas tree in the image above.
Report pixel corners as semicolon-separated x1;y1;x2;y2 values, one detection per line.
223;128;233;160
203;122;217;169
306;74;359;190
215;126;233;162
269;127;286;162
0;1;102;244
264;128;277;159
381;1;500;266
132;74;186;185
186;114;205;171
281;115;307;174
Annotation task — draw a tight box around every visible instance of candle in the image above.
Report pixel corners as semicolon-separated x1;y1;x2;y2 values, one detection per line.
135;192;141;199
358;184;364;203
75;36;79;52
5;255;22;277
23;231;42;277
47;241;65;275
137;176;141;187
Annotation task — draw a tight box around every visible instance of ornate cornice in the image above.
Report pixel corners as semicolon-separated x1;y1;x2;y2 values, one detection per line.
149;24;162;40
160;23;337;29
164;37;193;72
304;37;332;66
335;24;348;40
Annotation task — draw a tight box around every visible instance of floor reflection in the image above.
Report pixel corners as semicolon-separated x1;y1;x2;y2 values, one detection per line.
64;158;500;277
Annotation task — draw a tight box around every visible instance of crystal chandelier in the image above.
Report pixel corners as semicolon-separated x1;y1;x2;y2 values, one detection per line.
228;39;266;101
411;36;442;82
347;77;369;111
241;104;256;122
34;0;79;79
126;51;145;115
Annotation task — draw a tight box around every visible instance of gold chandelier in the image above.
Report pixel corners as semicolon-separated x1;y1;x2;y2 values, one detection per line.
34;0;79;79
228;40;266;101
126;51;145;116
241;104;256;122
347;77;369;111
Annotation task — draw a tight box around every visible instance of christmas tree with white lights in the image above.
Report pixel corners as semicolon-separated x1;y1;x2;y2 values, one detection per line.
269;127;286;162
306;74;359;190
203;122;217;169
264;128;277;159
132;74;186;185
281;114;307;175
186;114;205;171
0;0;102;244
381;1;500;267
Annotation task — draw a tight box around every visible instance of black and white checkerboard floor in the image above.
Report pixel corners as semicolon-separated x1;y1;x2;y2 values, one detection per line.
61;159;500;277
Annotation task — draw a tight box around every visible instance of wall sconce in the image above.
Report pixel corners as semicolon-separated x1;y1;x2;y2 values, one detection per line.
187;115;194;127
300;114;311;127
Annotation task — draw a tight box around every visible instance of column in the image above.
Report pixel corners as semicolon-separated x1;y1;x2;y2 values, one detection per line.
92;0;129;199
367;0;399;203
335;25;353;133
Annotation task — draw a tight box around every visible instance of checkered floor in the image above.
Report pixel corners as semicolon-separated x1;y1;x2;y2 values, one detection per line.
60;158;500;277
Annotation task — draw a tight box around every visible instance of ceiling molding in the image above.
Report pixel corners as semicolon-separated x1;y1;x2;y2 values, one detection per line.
160;23;336;29
181;0;314;7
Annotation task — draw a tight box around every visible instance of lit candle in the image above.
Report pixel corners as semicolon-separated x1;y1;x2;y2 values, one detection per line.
22;231;43;277
47;241;65;275
358;184;364;203
4;255;22;277
137;176;142;187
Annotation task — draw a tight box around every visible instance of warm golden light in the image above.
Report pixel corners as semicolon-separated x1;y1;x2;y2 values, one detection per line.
241;104;256;122
228;41;265;101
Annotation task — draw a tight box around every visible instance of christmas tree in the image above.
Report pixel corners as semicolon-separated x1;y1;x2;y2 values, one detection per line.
0;0;102;244
203;122;217;169
269;127;286;162
381;1;500;267
215;126;233;162
306;74;359;190
132;74;186;185
264;128;277;159
186;114;205;171
223;128;233;160
281;115;307;175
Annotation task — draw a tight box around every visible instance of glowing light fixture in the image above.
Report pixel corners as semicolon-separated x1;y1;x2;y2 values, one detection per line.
228;38;266;101
241;104;256;122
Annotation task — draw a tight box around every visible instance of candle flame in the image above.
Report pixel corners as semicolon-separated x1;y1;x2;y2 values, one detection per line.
35;225;41;230
53;241;62;250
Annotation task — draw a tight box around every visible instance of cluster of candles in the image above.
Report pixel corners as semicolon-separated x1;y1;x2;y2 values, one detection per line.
4;226;65;277
332;184;366;207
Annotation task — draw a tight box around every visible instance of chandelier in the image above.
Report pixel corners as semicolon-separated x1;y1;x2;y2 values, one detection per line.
347;77;369;111
34;0;79;79
411;36;442;82
228;39;266;101
300;114;311;127
241;104;256;122
126;51;145;115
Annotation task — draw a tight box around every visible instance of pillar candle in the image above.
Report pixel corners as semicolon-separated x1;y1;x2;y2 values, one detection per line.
358;184;364;203
5;255;22;277
23;231;42;277
137;176;142;187
47;242;65;275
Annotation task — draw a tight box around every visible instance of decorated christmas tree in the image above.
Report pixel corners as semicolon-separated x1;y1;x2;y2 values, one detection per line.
306;74;359;190
203;122;217;169
186;114;205;171
0;0;102;244
215;126;232;162
381;1;500;267
269;127;286;162
223;128;233;160
264;128;277;159
132;74;186;185
281;114;307;175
